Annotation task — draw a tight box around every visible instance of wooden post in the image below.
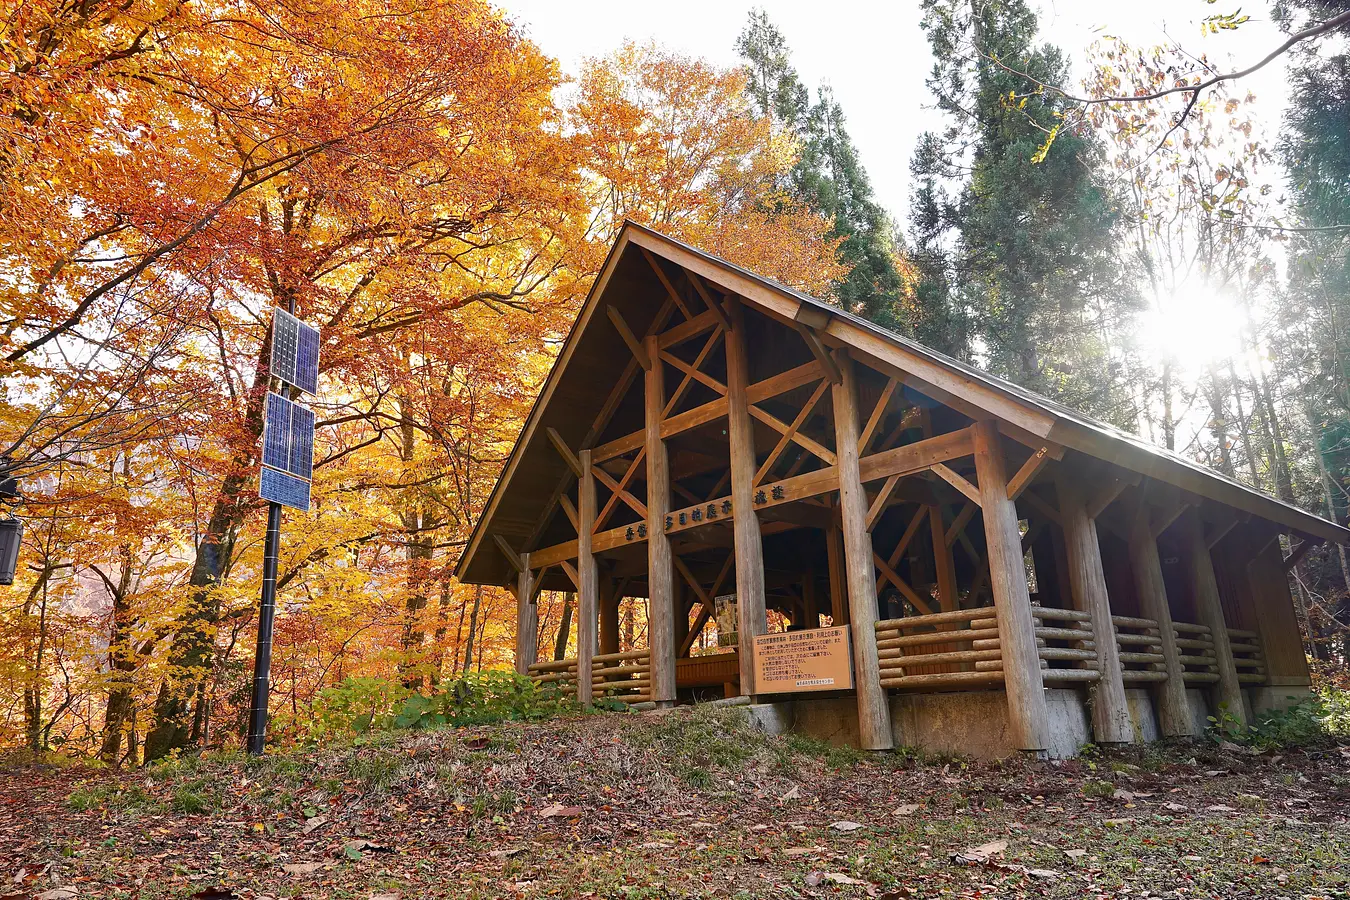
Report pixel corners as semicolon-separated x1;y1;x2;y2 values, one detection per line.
929;506;959;612
515;554;537;676
1127;512;1194;736
674;583;690;652
1181;507;1246;723
972;420;1051;753
826;523;849;625
1057;475;1132;743
577;450;598;706
645;333;677;705
725;302;767;697
831;353;895;751
599;577;620;655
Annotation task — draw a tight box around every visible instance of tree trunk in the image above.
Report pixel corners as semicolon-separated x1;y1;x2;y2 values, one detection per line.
463;584;483;674
553;592;573;661
146;345;271;761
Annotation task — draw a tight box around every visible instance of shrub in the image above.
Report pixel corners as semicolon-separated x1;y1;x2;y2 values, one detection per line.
283;671;575;743
1206;688;1350;751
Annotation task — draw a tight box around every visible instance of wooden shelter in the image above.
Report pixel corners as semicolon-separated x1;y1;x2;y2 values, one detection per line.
455;222;1347;757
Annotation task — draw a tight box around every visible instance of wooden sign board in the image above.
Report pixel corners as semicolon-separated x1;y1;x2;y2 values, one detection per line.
752;625;854;694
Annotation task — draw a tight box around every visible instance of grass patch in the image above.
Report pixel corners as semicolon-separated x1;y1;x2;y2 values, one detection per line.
625;705;763;786
67;783;155;812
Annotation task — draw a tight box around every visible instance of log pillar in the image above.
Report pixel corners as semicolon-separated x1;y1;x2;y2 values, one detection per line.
725;303;767;696
1057;476;1132;743
831;353;894;751
930;506;959;612
826;523;849;625
1181;507;1245;723
972;420;1051;753
514;554;537;676
599;577;621;656
1127;512;1194;736
577;450;598;706
644;334;677;705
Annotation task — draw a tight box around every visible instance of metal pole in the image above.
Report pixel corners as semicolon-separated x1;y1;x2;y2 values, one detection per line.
247;501;282;754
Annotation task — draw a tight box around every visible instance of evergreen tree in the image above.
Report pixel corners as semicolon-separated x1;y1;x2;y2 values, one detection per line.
909;0;1136;419
736;11;911;328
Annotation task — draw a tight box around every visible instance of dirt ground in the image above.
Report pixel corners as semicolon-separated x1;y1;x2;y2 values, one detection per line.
3;705;1348;899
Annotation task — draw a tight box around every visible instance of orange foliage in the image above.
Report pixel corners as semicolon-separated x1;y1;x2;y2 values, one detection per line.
0;7;849;759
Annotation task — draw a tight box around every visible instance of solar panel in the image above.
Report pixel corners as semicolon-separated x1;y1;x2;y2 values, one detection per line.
260;392;315;507
289;403;315;481
270;307;320;395
259;466;311;512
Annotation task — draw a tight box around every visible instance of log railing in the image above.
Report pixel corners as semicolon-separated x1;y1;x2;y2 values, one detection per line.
527;658;579;698
875;608;1004;691
969;608;1100;683
1172;621;1220;684
1112;615;1168;683
592;649;652;703
1227;628;1267;685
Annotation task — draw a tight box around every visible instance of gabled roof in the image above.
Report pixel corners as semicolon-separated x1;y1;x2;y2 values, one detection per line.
456;222;1348;586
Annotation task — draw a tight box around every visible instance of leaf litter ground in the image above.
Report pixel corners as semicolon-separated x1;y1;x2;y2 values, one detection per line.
4;706;1349;899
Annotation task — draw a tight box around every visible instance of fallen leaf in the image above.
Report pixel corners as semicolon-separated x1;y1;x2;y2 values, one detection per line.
639;841;672;850
779;785;800;802
463;737;489;751
1112;789;1135;801
282;862;325;876
892;804;921;816
953;839;1007;865
302;815;328;835
370;894;400;900
189;890;237;900
1103;818;1134;826
1164;803;1189;812
783;847;816;858
830;820;864;832
1205;804;1236;813
1063;848;1087;859
490;848;524;859
538;804;583;818
36;890;77;900
1026;868;1060;879
822;872;866;885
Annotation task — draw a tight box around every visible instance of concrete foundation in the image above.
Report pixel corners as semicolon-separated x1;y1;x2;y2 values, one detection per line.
1124;688;1160;743
741;679;1313;759
745;688;1091;760
1249;684;1312;716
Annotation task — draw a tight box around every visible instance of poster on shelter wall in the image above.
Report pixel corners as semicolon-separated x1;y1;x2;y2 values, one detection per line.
752;625;854;694
715;593;737;647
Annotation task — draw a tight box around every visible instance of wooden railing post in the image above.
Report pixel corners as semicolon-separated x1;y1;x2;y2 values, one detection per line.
577;450;598;706
599;577;621;656
1057;476;1132;743
725;302;767;697
972;420;1051;753
644;333;677;705
1127;514;1195;736
831;353;895;751
515;553;536;676
1181;507;1246;724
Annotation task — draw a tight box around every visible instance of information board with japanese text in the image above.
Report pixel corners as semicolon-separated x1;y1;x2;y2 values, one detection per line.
751;625;854;694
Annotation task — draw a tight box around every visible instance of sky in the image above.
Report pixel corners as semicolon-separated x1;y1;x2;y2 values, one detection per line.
497;0;1292;223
